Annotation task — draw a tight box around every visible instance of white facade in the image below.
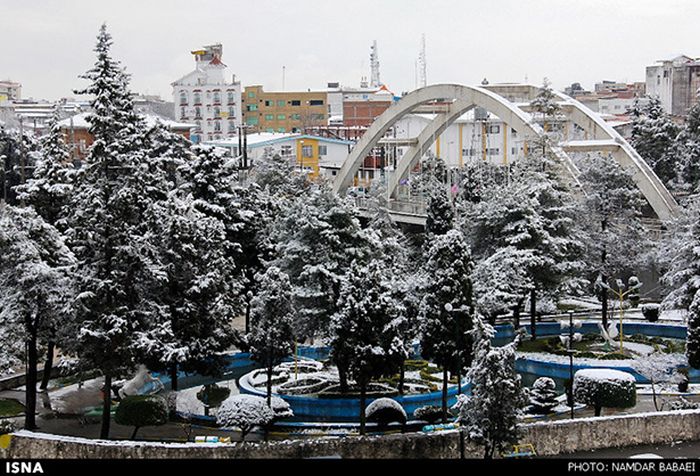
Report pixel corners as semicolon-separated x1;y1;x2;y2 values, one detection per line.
171;44;242;143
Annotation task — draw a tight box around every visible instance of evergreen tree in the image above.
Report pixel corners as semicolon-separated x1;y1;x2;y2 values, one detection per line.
456;317;527;459
426;184;454;236
467;153;584;338
530;78;562;152
246;267;296;406
527;377;559;414
65;24;167;439
251;151;307;197
419;229;475;421
576;153;649;328
139;195;237;391
0;205;75;430
674;102;700;191
271;186;374;345
630;97;680;187
661;198;700;313
14;109;76;389
687;293;700;369
330;259;407;435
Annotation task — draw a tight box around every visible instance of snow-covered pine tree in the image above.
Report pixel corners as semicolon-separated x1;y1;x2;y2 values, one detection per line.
0;205;75;430
143;119;193;190
529;78;561;152
527;377;559;415
456;316;527;459
250;151;307;197
687;294;700;370
630;97;680;187
661;197;700;313
426;182;454;236
65;24;168;439
14;109;76;389
246;267;296;405
467;152;584;338
139;194;237;391
270;185;374;344
419;229;475;421
576;153;649;328
674;102;700;192
15;108;75;226
330;259;407;435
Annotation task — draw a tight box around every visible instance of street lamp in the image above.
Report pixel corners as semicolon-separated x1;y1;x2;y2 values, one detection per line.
299;140;305;173
560;311;582;419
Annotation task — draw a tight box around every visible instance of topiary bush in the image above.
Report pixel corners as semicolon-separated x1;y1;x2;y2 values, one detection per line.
216;395;275;441
641;304;660;322
528;377;559;414
114;395;169;440
573;369;636;416
366;398;407;428
414;405;444;424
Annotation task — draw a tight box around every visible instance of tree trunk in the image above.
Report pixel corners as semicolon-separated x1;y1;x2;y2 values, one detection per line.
266;363;273;406
594;405;602;417
601;218;608;329
457;369;462;395
24;332;38;430
459;428;465;459
441;367;448;424
39;341;55;391
101;373;112;439
338;365;349;394
651;380;659;411
359;382;367;436
513;298;524;329
530;289;537;340
484;441;493;460
170;363;178;391
398;362;405;396
602;284;609;330
245;297;251;334
131;426;140;440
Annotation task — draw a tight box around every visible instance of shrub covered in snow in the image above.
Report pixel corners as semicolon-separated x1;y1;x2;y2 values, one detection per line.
414;405;444;424
0;419;17;435
270;395;294;419
528;377;559;414
365;398;407;427
641;304;661;322
216;395;275;441
114;395;169;440
573;369;636;416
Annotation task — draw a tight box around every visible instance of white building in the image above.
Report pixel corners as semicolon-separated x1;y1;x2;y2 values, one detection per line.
646;55;700;116
171;44;242;143
204;132;353;179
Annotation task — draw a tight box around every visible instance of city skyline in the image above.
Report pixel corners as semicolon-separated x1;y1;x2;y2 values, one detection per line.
3;0;699;101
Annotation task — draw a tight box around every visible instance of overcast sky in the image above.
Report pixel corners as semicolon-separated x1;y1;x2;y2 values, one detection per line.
3;0;698;101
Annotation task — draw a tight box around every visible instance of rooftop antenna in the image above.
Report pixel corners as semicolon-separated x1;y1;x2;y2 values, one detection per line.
417;34;427;88
282;66;286;91
370;40;381;88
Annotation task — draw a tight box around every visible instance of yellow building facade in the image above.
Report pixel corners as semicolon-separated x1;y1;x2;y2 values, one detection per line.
242;86;328;133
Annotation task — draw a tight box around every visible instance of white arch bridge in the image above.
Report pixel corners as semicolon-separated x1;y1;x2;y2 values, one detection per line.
331;83;679;225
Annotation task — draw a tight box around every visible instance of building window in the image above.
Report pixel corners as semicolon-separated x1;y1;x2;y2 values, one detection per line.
247;104;258;111
278;127;285;133
246;117;259;126
488;148;500;155
227;92;235;104
281;145;292;156
195;107;202;119
213;92;221;104
229;121;236;132
277;100;286;107
291;114;301;121
462;148;475;156
310;99;324;106
302;145;313;158
487;125;500;134
180;107;187;119
214;107;221;116
310;113;325;121
265;100;275;107
179;91;188;105
228;106;236;117
194;92;201;104
248;91;256;98
277;114;286;120
291;100;301;106
265;114;274;121
318;145;328;156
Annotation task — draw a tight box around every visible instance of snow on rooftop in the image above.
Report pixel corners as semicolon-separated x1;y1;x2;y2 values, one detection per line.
57;112;195;130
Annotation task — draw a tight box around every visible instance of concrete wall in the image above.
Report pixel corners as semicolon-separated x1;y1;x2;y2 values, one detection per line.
4;410;700;459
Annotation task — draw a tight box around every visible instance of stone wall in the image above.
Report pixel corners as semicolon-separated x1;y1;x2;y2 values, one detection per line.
3;409;700;459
